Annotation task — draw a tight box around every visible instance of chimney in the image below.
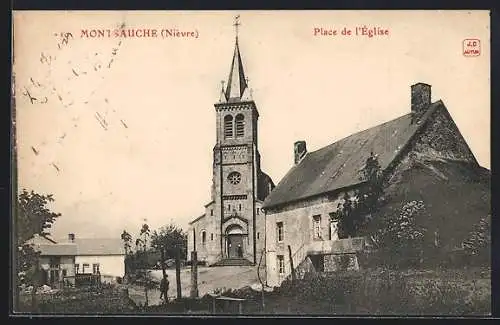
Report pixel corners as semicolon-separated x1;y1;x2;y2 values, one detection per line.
68;233;75;243
294;141;307;164
411;83;432;114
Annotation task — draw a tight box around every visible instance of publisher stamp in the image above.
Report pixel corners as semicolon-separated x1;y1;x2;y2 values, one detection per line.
463;39;481;57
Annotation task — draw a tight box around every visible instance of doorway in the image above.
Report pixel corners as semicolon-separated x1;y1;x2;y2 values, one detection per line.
225;224;245;258
49;269;60;286
227;234;244;258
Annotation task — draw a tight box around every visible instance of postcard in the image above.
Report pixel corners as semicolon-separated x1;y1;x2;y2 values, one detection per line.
11;10;491;316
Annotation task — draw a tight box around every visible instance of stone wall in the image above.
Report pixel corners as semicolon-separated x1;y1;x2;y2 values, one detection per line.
323;254;360;272
413;107;477;163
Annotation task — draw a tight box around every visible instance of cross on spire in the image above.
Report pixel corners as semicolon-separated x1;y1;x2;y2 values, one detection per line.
219;80;226;102
233;15;241;40
221;15;248;102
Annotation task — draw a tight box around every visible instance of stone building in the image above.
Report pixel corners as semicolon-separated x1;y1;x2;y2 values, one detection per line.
187;34;274;266
262;83;489;287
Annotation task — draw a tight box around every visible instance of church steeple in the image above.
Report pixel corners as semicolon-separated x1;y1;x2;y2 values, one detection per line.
224;15;249;102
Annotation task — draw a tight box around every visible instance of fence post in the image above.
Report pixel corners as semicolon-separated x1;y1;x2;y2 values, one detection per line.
288;245;296;282
190;251;199;298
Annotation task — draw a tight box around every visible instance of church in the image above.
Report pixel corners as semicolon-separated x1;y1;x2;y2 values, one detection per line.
187;19;490;279
186;25;275;266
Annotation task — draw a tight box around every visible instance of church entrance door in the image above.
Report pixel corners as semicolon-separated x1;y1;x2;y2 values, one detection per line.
225;224;245;259
227;234;244;258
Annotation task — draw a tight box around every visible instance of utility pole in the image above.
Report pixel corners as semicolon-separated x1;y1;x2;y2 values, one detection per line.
190;251;199;298
175;246;182;299
288;245;296;283
257;248;266;312
160;246;167;304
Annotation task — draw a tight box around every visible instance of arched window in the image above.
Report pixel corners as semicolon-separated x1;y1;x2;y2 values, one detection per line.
235;114;245;137
224;115;233;138
201;230;207;245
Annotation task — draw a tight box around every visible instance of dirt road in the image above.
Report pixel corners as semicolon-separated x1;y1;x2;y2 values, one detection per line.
128;265;263;306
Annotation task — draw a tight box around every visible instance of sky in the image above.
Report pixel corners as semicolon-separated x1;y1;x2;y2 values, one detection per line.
13;10;490;241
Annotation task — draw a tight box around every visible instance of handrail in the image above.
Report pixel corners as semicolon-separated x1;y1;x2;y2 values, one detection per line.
285;242;309;280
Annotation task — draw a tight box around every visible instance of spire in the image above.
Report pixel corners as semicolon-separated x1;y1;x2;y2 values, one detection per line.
224;15;248;102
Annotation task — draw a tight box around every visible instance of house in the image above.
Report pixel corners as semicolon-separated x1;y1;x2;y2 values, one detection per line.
262;83;490;287
187;28;274;266
26;234;77;288
65;233;126;283
26;233;126;286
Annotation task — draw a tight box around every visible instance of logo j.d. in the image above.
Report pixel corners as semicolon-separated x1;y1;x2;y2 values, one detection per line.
463;39;481;57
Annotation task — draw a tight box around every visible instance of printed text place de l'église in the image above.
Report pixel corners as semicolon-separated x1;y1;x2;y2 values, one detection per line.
314;26;389;38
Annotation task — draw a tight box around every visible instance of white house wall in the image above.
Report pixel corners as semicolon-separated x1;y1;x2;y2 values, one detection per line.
75;255;125;279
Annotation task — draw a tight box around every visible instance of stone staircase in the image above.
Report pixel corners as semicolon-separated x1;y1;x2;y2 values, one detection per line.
210;258;254;267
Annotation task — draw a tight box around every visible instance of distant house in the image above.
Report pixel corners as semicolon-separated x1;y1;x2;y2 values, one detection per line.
26;234;77;288
64;233;126;283
26;233;126;286
262;83;490;287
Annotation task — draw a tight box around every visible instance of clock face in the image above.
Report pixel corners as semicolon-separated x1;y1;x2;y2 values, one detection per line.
227;171;242;185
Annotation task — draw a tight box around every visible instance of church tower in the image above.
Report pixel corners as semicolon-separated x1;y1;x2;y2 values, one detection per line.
187;16;274;266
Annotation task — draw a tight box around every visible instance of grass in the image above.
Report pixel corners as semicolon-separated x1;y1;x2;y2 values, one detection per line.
15;266;490;315
16;285;138;314
139;266;491;316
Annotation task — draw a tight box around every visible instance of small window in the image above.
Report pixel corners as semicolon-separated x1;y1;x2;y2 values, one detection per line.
228;204;231;211
211;233;214;241
257;208;260;215
313;215;322;240
257;232;260;239
228;172;241;185
202;231;207;244
239;204;242;211
277;255;285;274
92;263;100;274
82;263;90;273
62;269;67;277
75;264;80;274
277;222;284;242
224;115;234;138
210;209;213;216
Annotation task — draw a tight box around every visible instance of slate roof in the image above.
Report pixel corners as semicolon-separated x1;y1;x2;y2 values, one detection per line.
189;214;206;225
224;39;249;102
72;238;125;256
36;243;78;256
26;234;57;245
262;101;443;209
